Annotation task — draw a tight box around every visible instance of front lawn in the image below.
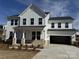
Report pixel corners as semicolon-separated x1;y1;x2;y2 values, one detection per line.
0;49;39;59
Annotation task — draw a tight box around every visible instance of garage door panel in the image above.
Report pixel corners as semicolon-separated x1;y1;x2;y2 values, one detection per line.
50;36;71;45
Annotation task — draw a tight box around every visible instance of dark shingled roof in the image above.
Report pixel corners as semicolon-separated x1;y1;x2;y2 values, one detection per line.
30;4;46;18
49;16;74;20
48;29;77;31
19;4;46;18
12;15;19;16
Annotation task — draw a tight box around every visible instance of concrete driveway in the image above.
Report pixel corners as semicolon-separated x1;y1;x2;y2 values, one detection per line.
33;44;79;59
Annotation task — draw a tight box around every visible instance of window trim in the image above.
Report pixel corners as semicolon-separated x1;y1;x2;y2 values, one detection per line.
39;18;42;25
31;18;34;25
51;23;54;28
15;20;18;25
65;22;69;28
23;18;26;25
11;20;13;25
58;23;61;28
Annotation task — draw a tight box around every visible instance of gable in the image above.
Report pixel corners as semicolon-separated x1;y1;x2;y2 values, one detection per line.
19;4;46;18
19;7;42;18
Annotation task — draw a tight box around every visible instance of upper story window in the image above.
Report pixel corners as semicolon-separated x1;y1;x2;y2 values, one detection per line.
11;20;14;25
58;23;61;28
31;18;34;25
51;23;54;28
39;18;42;25
15;20;18;25
23;18;26;25
65;22;69;28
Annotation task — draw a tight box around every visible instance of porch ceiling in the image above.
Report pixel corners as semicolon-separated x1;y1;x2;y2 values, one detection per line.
14;26;45;31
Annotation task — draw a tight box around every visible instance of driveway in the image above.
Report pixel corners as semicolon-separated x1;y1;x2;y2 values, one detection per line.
33;44;79;59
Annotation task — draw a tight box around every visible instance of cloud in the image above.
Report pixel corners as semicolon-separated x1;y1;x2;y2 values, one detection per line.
0;5;20;24
35;0;70;17
73;0;79;8
73;13;79;29
10;0;79;29
49;1;70;16
10;9;20;14
16;0;32;5
15;0;71;18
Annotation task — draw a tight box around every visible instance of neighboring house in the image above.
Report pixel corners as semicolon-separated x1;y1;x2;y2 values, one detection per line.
4;4;76;45
75;32;79;41
0;25;3;36
0;25;4;41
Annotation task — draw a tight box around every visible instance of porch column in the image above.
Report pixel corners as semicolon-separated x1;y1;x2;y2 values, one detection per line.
12;32;17;45
21;31;26;46
71;34;76;44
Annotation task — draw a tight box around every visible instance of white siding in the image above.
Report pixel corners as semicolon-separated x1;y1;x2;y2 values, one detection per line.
47;31;75;36
4;19;19;40
4;21;14;40
71;34;76;44
19;8;45;26
47;22;73;29
43;14;50;40
69;23;73;29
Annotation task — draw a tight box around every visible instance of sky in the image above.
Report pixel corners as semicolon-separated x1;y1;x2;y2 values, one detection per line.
0;0;79;29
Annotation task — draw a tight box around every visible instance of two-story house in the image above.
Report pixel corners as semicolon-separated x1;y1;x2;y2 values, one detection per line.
4;4;76;46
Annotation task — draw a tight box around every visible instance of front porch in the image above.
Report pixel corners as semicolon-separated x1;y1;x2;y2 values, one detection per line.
11;26;45;49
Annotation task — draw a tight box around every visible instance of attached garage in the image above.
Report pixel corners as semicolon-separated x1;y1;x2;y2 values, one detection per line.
50;36;71;45
47;29;76;45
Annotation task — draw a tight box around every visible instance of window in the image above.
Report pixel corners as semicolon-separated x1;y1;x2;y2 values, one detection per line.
32;32;36;40
15;20;18;25
51;23;54;28
11;20;13;25
37;31;41;40
31;18;34;25
9;31;14;39
65;23;69;28
39;18;42;25
58;23;61;28
10;31;13;36
23;18;26;25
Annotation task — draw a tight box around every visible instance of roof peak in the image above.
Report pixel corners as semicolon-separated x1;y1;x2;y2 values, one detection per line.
19;4;46;18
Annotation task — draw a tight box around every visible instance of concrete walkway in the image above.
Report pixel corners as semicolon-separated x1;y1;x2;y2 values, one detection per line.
33;44;79;59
